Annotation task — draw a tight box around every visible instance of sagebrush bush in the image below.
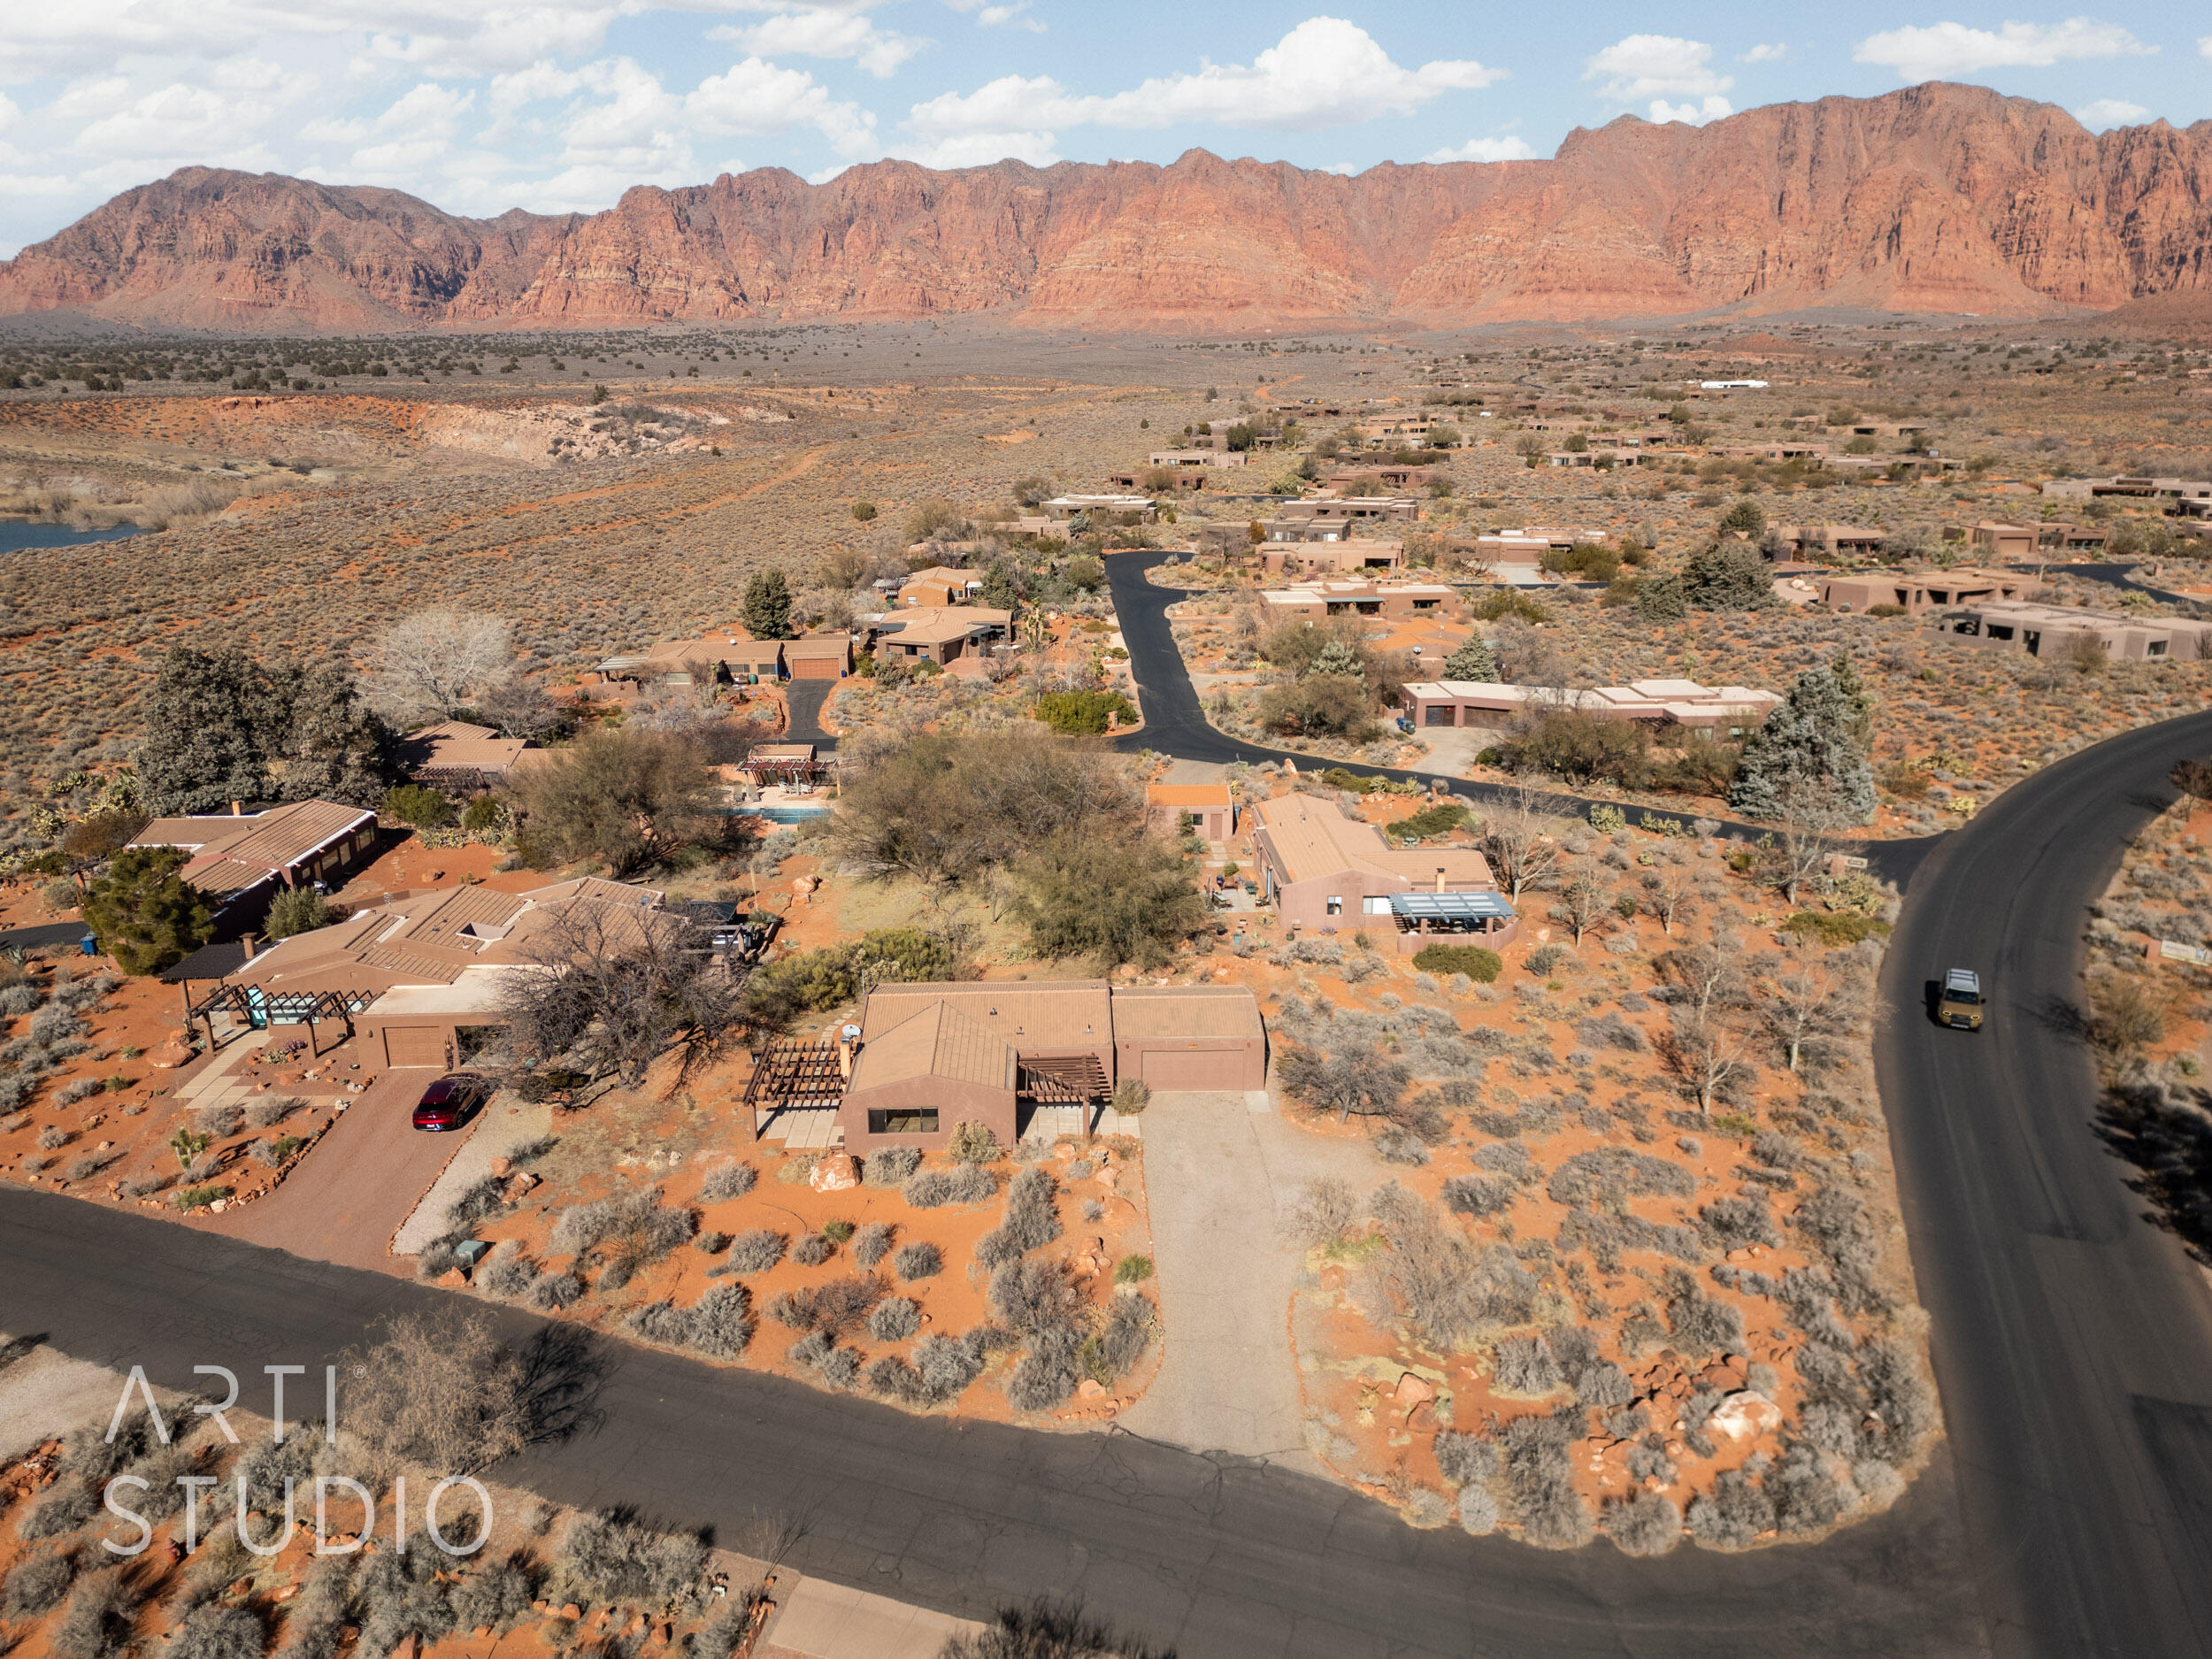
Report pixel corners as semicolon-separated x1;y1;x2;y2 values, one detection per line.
169;1601;267;1659
1458;1485;1500;1535
851;1221;894;1267
1501;1409;1592;1549
51;1572;141;1659
903;1165;995;1208
988;1258;1080;1336
792;1234;833;1268
247;1095;301;1130
191;1102;244;1140
557;1511;708;1609
864;1147;921;1187
1604;1493;1683;1557
449;1561;534;1632
699;1162;757;1202
1493;1334;1563;1396
1432;1430;1497;1487
20;1484;98;1539
530;1273;583;1310
945;1120;1000;1164
1687;1468;1777;1548
2;1549;73;1617
868;1297;921;1343
723;1229;787;1274
626;1301;695;1348
691;1284;754;1359
1005;1325;1083;1413
974;1166;1061;1267
893;1240;942;1280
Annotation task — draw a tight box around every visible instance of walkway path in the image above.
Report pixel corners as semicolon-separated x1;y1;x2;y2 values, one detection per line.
783;680;838;749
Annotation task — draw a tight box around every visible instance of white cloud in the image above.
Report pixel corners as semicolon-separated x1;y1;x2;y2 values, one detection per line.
687;56;878;155
2199;35;2212;60
1647;96;1732;126
1738;42;1787;64
709;9;926;78
905;16;1502;151
1584;35;1731;103
1854;18;2154;81
1423;134;1536;163
2073;96;2147;127
940;0;1044;27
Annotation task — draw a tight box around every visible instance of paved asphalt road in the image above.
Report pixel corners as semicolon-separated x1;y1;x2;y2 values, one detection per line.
1104;553;1945;888
0;1187;1979;1659
0;919;89;951
1878;706;2212;1659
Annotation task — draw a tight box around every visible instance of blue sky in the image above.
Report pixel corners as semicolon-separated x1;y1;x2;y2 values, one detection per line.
0;4;2207;256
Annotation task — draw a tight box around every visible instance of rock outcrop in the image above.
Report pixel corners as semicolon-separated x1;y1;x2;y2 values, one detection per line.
4;83;2208;333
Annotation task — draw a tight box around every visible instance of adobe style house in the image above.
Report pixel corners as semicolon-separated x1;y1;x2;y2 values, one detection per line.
826;981;1267;1151
2042;475;2212;503
1767;524;1886;559
1935;602;2212;662
1397;678;1781;736
1147;782;1236;841
1042;494;1157;521
1544;448;1645;469
1945;522;2039;559
861;606;1011;666
1148;449;1248;470
598;630;786;686
1473;527;1609;560
1325;465;1434;492
1266;496;1420;540
781;634;854;679
397;722;534;790
1261;580;1460;624
1247;795;1517;951
1819;567;2039;615
213;876;668;1069
1251;539;1408;575
129;801;379;925
896;566;985;608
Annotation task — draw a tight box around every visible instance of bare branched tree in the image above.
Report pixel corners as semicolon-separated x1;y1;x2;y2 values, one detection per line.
498;902;735;1088
365;609;516;724
1558;859;1607;945
1481;779;1566;900
1753;944;1870;1071
1766;780;1854;905
1640;867;1692;936
338;1311;530;1476
1655;930;1757;1114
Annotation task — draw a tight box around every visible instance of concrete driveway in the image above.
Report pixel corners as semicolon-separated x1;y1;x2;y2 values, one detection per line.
1117;1087;1379;1471
194;1068;465;1276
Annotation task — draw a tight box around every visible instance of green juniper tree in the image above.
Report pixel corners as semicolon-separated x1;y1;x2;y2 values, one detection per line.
741;568;795;641
1728;665;1876;823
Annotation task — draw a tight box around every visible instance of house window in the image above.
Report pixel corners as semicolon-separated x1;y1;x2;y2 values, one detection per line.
1363;896;1392;915
1325;895;1343;916
868;1109;940;1134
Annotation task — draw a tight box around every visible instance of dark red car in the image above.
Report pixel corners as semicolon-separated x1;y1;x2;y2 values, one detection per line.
411;1074;488;1132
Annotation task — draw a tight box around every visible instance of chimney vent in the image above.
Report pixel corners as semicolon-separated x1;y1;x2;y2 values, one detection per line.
239;933;259;960
231;800;243;817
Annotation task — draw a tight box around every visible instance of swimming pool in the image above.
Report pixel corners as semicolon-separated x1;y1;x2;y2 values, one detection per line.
732;803;831;824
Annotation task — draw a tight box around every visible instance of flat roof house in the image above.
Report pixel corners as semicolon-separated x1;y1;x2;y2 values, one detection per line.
1768;524;1886;559
1042;495;1158;521
1251;539;1406;575
1819;567;2039;615
896;566;985;608
1248;795;1516;951
1261;580;1460;623
1148;449;1247;469
781;634;855;679
827;980;1267;1151
1398;679;1780;735
397;722;534;790
2041;475;2212;502
1935;601;2212;663
214;876;669;1070
598;630;786;685
1943;522;2040;559
130;800;380;924
1267;496;1420;541
1147;782;1236;841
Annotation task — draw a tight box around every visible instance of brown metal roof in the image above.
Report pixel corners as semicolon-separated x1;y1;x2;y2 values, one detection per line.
861;981;1112;1051
176;856;277;899
1108;985;1264;1041
849;1001;1015;1094
132;800;373;875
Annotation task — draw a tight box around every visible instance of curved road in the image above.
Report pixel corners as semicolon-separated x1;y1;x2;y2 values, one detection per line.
1878;706;2212;1658
1104;553;1943;888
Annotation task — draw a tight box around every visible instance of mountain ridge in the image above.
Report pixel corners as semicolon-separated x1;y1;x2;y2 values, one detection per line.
4;82;2208;334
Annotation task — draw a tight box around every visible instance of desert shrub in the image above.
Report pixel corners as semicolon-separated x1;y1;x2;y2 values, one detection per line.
557;1511;708;1609
530;1273;583;1310
1493;1334;1563;1396
864;1147;922;1187
868;1297;922;1343
353;1545;455;1656
1575;1361;1634;1409
626;1301;696;1348
191;1102;244;1140
3;1549;73;1617
695;1232;732;1256
1110;1078;1150;1115
171;1602;268;1659
1416;947;1504;987
480;1246;539;1301
1699;1194;1779;1251
904;1164;995;1207
787;1332;862;1389
1034;690;1136;736
21;1483;98;1539
946;1120;1002;1164
989;1258;1082;1335
550;1189;695;1275
766;1274;885;1339
1665;1274;1747;1359
894;1240;943;1280
1081;1295;1155;1383
1371;1194;1538;1346
852;1221;894;1268
36;1123;71;1149
236;1431;319;1515
1439;1172;1519;1217
698;1161;757;1202
247;1095;302;1130
1500;1409;1593;1549
1004;1324;1085;1412
1604;1493;1684;1557
975;1167;1062;1267
1458;1486;1501;1535
0;984;43;1018
1432;1430;1498;1487
50;1572;141;1659
445;1175;509;1233
449;1561;534;1632
691;1284;755;1358
937;1598;1174;1659
723;1229;788;1274
1284;1174;1359;1247
1113;1255;1154;1286
1687;1468;1777;1548
1545;1148;1694;1210
792;1234;833;1267
54;1079;104;1108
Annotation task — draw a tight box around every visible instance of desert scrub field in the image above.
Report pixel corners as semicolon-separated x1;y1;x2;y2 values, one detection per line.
1254;800;1935;1554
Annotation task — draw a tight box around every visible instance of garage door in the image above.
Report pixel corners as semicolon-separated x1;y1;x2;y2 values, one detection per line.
787;651;845;679
1141;1048;1245;1091
382;1027;449;1069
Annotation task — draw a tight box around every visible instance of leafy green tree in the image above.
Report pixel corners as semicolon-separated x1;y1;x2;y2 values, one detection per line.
1014;831;1208;969
505;726;721;876
1830;649;1875;750
1718;497;1766;538
1728;667;1877;823
741;569;795;641
1034;691;1135;735
1224;422;1257;452
381;784;456;827
1061;555;1105;594
1256;673;1375;739
849;501;877;522
1635;575;1689;622
1441;634;1498;681
83;848;211;975
265;886;334;940
981;558;1019;614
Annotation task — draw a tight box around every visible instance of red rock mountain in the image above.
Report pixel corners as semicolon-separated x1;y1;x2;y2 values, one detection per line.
4;83;2208;333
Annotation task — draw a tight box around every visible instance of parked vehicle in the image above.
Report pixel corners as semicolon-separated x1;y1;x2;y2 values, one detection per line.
1936;968;1984;1031
412;1073;489;1132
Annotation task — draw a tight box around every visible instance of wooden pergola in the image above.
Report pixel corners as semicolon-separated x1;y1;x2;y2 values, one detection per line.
741;1037;846;1135
181;983;371;1055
